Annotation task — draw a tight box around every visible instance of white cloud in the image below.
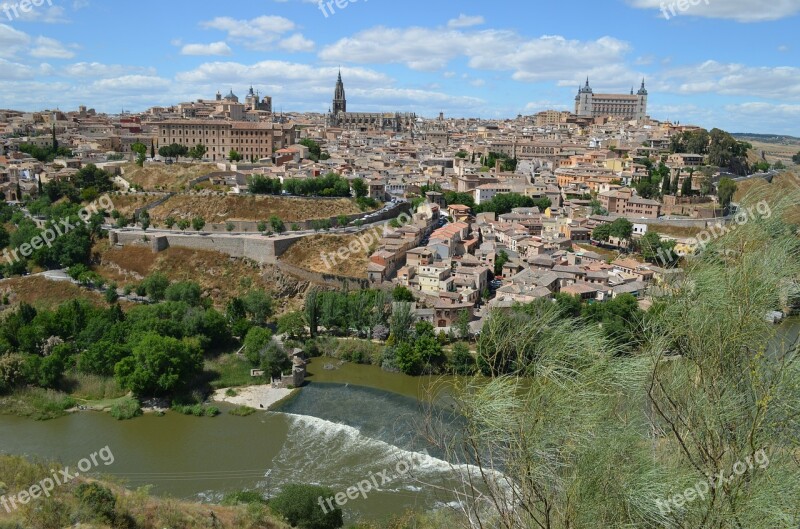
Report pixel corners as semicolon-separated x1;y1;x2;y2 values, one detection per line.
658;60;800;100
30;36;75;59
279;33;314;53
61;62;157;78
626;0;800;22
200;15;310;52
320;26;634;86
0;23;31;58
180;42;233;56
447;14;485;28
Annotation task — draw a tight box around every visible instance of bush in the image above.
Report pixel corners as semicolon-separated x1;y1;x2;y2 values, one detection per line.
222;489;266;505
171;403;220;417
110;397;142;420
270;484;343;529
75;482;117;522
229;406;256;417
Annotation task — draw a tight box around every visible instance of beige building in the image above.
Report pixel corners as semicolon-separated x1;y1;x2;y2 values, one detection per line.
599;188;661;218
156;120;296;162
575;79;648;120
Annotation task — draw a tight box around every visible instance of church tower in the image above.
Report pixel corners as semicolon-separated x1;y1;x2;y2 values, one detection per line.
333;70;347;115
636;78;648;120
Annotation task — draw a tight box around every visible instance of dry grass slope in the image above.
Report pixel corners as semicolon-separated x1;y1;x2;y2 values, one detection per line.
0;275;109;310
148;194;363;223
279;233;375;279
122;162;219;192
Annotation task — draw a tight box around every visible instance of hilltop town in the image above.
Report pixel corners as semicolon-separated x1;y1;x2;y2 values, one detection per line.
1;74;797;338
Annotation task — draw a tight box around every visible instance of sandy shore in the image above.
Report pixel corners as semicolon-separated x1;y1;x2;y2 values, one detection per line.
211;385;294;410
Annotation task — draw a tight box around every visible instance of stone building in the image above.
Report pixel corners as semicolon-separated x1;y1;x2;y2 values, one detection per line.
575;78;648;120
327;72;416;132
156;120;296;162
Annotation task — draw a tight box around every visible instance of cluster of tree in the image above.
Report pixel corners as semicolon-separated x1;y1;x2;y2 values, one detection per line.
384;305;447;375
18;143;72;163
635;231;679;266
794;151;800;164
248;175;283;195
1;201;106;277
283;173;355;198
480;152;518;172
476;293;644;376
42;164;115;204
299;138;330;162
634;159;671;199
0;295;231;398
591;217;633;243
472;193;551;216
304;289;390;339
224;289;275;337
670;128;752;175
158;143;188;161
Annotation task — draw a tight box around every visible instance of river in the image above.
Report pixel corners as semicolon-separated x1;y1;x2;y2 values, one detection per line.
0;318;797;524
0;360;469;524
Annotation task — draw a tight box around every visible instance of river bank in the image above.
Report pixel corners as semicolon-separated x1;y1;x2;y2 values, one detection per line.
211;384;296;410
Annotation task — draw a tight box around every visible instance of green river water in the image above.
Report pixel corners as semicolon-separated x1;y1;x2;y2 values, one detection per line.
0;319;797;524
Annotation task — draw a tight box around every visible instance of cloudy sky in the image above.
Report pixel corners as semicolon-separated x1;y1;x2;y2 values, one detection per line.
1;0;799;134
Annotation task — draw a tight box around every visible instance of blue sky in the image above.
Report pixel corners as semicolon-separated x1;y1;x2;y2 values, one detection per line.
1;0;799;134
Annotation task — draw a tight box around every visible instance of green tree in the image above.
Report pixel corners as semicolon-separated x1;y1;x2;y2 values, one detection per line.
164;216;176;229
277;311;306;339
228;149;243;162
449;342;476;375
455;309;471;340
141;273;169;301
243;326;273;365
243;290;273;325
104;283;119;305
389;302;414;344
351;178;368;198
138;210;150;231
681;173;693;196
187;143;207;160
270;216;285;233
164;281;203;306
793;151;800;164
717;177;737;208
260;341;291;380
192;217;206;232
177;219;190;231
494;250;509;276
115;334;202;396
304;290;320;338
131;142;147;167
269;484;343;529
392;285;415;302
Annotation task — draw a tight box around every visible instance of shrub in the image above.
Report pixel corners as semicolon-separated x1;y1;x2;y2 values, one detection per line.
222;489;266;505
110;397;142;420
229;406;256;417
75;482;116;522
270;484;343;529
